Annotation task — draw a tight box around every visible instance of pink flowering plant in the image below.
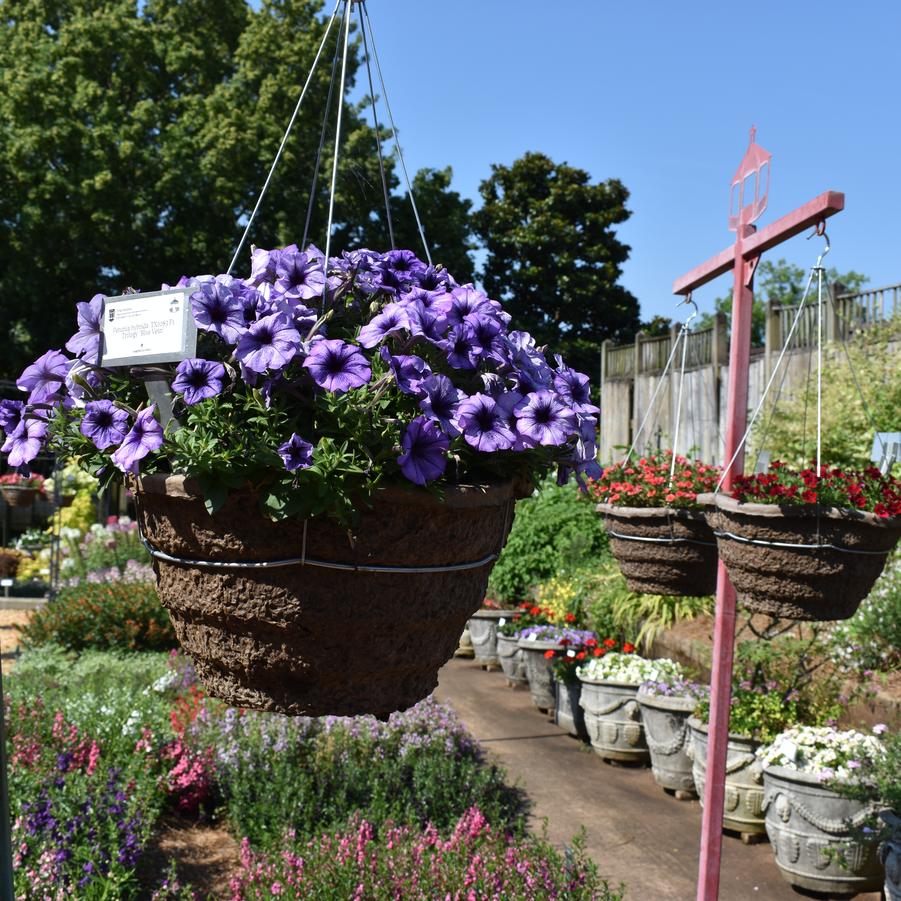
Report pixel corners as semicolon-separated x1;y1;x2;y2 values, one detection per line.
4;246;599;521
0;471;45;490
588;451;720;508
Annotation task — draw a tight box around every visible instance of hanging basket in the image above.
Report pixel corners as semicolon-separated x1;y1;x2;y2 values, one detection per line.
58;493;76;508
596;503;718;596
1;486;38;507
708;493;901;621
135;474;516;717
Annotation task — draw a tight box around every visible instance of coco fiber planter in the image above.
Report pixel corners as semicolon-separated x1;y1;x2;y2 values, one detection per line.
136;474;515;717
636;691;697;797
762;765;883;897
596;503;717;596
518;638;560;712
578;678;649;763
496;633;527;686
555;679;589;741
708;493;901;621
467;609;509;667
1;486;38;507
688;717;765;836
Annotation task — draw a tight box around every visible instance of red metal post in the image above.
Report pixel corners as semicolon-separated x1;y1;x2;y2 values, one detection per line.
670;130;844;901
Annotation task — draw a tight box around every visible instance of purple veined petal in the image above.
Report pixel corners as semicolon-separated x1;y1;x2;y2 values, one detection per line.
65;294;104;361
277;433;315;472
190;280;246;344
440;324;482;370
302;339;371;394
0;400;25;437
234;313;301;374
494;390;532;451
80;400;130;450
456;393;516;452
397;417;450;485
379;348;431;396
553;364;600;415
171;359;227;406
357;303;412;348
17;350;71;405
111;406;164;474
514;390;577;447
446;285;493;328
418;374;464;437
274;249;326;302
2;415;48;467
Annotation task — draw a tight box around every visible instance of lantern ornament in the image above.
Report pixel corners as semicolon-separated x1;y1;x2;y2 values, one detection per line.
728;126;771;232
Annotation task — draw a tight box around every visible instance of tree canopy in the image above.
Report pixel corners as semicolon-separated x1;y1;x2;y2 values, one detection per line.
0;0;474;379
474;152;639;378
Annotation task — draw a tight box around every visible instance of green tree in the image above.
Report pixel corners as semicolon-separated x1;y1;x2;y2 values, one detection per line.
474;152;639;376
697;258;868;346
0;0;474;379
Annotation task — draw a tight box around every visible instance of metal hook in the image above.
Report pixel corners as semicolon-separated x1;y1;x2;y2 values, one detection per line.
806;222;830;268
677;292;699;329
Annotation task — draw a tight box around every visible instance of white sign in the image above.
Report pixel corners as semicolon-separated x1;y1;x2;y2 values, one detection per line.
0;578;13;587
100;289;197;367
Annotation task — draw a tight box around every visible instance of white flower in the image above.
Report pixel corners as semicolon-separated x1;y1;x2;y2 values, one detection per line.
577;652;682;685
757;725;887;778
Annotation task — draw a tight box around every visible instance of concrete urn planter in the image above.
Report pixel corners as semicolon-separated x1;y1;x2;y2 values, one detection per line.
687;718;765;836
466;609;509;666
882;811;901;901
637;690;696;797
762;765;883;897
555;678;589;741
496;633;527;686
518;638;559;712
578;678;649;763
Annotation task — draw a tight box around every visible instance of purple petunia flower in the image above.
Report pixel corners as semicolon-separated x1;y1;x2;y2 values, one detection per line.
274;249;326;302
80;400;130;450
191;280;246;344
464;311;506;361
17;350;71;405
278;433;315;472
553;359;599;414
514;390;577;447
2;415;48;467
379;348;431;395
65;294;104;361
234;313;301;374
357;303;412;348
172;359;227;406
445;285;493;329
440;324;481;370
382;249;426;283
413;265;454;292
303;339;371;393
397;417;450;485
495;390;529;451
250;244;297;285
419;374;463;437
0;400;24;436
111;406;164;474
456;393;516;452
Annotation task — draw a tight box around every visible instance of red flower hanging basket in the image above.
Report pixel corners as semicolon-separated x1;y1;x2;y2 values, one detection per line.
708;493;901;621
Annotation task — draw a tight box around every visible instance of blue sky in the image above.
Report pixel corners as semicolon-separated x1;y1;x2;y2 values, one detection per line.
347;0;901;323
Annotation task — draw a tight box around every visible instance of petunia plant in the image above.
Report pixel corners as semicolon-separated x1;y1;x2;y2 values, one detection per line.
1;246;601;522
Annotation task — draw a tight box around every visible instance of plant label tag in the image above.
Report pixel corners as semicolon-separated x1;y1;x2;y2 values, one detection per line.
498;618;506;626
527;633;537;641
0;579;12;587
566;649;576;657
100;289;197;367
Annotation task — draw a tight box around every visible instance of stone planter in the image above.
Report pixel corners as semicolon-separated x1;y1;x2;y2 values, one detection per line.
455;626;474;658
882;811;901;901
637;690;696;797
707;493;901;621
135;474;515;717
578;678;649;763
467;609;509;667
762;765;882;896
687;717;765;836
496;633;527;687
596;503;717;597
518;638;559;712
555;678;588;741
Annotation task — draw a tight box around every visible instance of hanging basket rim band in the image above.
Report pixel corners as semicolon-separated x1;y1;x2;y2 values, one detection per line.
606;529;716;548
709;491;901;528
140;535;498;574
712;528;893;556
596;502;711;520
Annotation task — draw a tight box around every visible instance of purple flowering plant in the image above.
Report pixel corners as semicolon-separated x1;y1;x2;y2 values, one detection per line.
6;245;599;522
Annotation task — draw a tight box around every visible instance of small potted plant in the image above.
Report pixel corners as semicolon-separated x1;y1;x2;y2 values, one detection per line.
545;633;626;741
709;461;901;620
589;452;720;596
496;603;550;688
516;623;597;714
43;462;96;508
1;245;600;717
637;676;709;799
757;724;886;896
467;596;513;670
576;650;681;764
0;472;45;507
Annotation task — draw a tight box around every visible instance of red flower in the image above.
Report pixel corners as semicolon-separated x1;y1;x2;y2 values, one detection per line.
603;638;616;648
575;651;586;660
565;613;576;623
623;642;635;653
543;649;555;659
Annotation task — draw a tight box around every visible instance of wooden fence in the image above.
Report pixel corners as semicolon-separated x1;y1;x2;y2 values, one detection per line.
599;282;901;464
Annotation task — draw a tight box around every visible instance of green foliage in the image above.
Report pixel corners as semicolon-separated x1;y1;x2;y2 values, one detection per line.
198;700;526;849
488;478;609;604
758;317;901;469
0;0;474;378
475;151;639;376
21;582;176;653
698;258;868;345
